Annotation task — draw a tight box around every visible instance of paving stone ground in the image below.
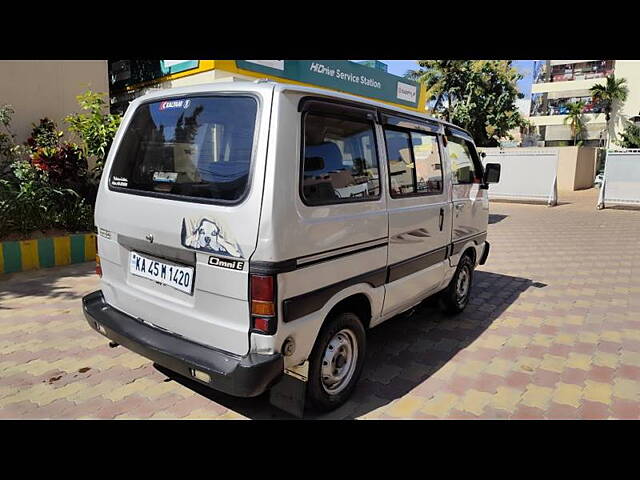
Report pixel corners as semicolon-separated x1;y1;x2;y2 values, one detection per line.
2;188;640;419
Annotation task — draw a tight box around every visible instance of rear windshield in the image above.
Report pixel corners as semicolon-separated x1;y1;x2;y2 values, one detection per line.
109;96;258;202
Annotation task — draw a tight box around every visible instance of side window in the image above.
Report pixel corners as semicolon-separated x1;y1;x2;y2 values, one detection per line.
385;130;414;196
446;136;480;184
302;113;380;205
411;132;443;194
384;128;443;197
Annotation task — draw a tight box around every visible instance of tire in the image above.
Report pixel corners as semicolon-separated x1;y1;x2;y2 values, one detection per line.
307;311;366;412
440;254;474;315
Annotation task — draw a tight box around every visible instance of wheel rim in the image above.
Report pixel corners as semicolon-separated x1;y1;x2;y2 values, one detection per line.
456;265;470;307
320;328;359;395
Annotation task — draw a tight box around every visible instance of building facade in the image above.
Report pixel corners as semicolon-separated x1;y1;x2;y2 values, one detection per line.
108;60;426;116
529;60;640;147
355;60;389;72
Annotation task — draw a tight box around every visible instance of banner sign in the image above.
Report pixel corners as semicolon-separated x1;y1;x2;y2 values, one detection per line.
236;60;420;108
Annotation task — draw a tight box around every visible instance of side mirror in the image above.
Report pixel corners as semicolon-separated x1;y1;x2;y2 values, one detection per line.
483;163;501;184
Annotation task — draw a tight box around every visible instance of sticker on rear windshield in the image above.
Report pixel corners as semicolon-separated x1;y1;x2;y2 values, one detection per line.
181;217;243;258
159;99;191;111
153;171;178;183
111;176;128;187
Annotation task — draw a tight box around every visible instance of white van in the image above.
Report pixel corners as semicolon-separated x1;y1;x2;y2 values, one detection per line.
83;81;500;413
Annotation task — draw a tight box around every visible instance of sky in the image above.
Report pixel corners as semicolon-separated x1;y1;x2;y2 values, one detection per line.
372;60;536;98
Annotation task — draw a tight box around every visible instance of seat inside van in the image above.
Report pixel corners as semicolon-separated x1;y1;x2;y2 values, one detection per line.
303;141;354;202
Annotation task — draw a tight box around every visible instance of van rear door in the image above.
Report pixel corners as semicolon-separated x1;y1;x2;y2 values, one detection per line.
95;89;272;356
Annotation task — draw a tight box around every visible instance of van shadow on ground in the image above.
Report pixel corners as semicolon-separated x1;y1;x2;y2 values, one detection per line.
156;270;546;420
488;214;508;224
0;263;94;309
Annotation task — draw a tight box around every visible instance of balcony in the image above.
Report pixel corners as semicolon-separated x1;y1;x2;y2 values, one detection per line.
530;94;605;117
533;60;614;84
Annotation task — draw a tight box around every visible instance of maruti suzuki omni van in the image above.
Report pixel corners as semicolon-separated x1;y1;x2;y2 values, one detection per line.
83;81;500;413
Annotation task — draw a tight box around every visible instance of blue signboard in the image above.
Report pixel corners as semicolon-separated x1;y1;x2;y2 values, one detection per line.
160;60;199;75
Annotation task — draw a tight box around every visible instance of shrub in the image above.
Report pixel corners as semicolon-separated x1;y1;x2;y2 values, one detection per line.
0;104;25;175
7;159;70;235
25;118;64;151
3;159;92;236
54;194;94;232
65;90;121;180
29;143;87;191
0;177;17;238
26;118;87;184
0;112;96;239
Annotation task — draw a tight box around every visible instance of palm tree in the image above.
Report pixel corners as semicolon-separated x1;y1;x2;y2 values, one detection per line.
405;60;469;121
590;74;629;147
563;101;587;145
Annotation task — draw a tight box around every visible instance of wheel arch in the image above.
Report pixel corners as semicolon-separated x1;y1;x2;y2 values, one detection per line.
277;283;381;368
449;239;482;268
325;292;373;330
462;245;477;264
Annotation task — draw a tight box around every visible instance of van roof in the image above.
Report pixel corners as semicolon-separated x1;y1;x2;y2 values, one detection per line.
131;80;474;141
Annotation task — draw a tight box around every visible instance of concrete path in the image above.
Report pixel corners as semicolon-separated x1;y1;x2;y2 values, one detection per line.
2;188;640;419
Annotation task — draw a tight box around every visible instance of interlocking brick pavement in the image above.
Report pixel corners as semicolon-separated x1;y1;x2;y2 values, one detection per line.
1;188;640;419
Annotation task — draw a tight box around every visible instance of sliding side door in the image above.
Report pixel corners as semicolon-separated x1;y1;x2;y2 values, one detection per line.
381;115;450;319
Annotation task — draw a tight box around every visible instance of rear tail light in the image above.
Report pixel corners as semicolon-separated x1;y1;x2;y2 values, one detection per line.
250;274;276;335
253;317;272;333
95;254;102;277
251;275;274;301
252;301;275;316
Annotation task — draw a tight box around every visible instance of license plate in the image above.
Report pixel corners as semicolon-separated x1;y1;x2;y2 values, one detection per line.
129;251;194;295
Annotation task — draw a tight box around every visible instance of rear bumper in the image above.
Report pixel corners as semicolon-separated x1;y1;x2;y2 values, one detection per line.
479;241;490;265
82;290;283;398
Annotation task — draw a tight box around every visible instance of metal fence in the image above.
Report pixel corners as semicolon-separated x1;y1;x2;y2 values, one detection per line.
597;149;640;209
480;148;559;206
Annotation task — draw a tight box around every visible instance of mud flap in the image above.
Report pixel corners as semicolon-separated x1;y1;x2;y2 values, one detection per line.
269;361;308;418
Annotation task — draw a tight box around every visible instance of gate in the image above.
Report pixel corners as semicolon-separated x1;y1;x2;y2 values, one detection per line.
480;148;559;206
597;149;640;209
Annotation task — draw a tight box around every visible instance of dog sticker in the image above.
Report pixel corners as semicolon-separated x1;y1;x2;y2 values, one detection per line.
181;217;243;258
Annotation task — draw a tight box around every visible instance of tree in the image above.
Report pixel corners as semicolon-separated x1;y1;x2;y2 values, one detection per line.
406;60;525;146
406;60;468;121
563;101;587;145
619;122;640;148
589;74;628;147
65;90;121;179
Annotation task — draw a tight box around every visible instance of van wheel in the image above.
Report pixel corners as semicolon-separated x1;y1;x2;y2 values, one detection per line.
307;312;366;412
440;254;474;315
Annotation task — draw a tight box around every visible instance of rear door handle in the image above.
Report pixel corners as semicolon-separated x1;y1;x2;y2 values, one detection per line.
439;208;444;231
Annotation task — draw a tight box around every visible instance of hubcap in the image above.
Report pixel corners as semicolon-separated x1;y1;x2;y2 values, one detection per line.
321;329;358;395
456;266;470;306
